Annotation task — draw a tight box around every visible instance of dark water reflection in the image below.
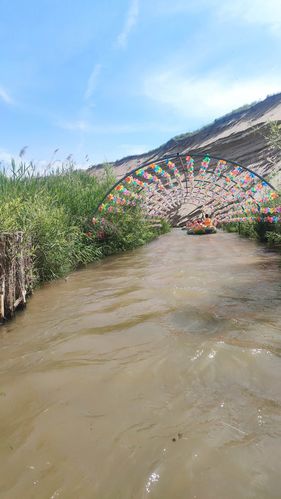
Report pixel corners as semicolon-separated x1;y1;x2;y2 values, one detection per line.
0;231;281;498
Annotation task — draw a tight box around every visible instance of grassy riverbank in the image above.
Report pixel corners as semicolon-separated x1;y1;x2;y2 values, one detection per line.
0;162;170;284
224;220;281;244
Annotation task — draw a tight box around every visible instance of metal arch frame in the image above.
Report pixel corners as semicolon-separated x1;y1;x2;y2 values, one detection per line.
144;178;239;218
139;166;276;209
94;152;277;217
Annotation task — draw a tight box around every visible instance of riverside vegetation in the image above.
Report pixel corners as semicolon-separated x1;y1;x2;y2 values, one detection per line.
223;122;281;245
0;158;170;285
222;191;281;244
223;206;281;245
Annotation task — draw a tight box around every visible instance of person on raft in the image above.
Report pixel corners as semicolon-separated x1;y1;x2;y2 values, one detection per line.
203;214;213;227
194;219;202;227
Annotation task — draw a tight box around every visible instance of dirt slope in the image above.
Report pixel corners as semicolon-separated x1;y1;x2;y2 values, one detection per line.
89;93;281;185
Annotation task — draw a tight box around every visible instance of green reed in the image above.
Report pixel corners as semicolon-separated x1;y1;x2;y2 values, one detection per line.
0;158;169;283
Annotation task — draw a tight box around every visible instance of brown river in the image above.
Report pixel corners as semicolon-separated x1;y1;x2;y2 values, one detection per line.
1;230;281;499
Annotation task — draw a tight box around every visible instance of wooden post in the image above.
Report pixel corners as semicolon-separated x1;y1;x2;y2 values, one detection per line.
0;234;6;321
0;277;5;321
5;233;16;317
15;232;26;308
0;231;33;322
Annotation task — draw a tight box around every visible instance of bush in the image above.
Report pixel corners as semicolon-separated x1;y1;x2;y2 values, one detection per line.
93;208;170;255
266;231;281;245
223;223;239;233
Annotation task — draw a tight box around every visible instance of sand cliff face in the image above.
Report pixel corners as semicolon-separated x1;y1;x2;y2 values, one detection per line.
89;93;281;186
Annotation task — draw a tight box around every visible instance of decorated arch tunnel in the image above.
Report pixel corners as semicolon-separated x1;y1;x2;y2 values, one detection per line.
94;153;280;227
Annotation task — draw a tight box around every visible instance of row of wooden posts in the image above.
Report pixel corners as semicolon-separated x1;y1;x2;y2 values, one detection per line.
0;222;164;323
0;232;34;322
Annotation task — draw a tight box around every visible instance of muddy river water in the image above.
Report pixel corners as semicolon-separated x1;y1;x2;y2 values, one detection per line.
1;230;281;499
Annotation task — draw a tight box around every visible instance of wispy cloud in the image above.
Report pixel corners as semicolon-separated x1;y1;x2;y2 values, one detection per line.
0;149;26;168
57;119;178;134
216;0;281;34
0;85;14;105
84;64;102;100
143;68;281;120
147;0;199;15
58;119;91;132
116;0;139;48
153;0;281;34
0;149;13;165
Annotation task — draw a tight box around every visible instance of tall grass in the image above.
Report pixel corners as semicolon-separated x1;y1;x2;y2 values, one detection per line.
0;159;169;283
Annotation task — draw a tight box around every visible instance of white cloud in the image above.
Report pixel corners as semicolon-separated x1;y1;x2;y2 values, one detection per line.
0;85;14;105
152;0;281;34
84;64;102;100
0;149;89;173
0;149;28;170
0;150;13;165
143;69;281;119
57;119;178;134
116;0;139;48
216;0;281;33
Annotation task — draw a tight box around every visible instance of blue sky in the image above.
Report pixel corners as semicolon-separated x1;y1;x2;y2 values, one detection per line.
1;0;281;167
